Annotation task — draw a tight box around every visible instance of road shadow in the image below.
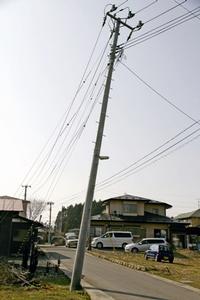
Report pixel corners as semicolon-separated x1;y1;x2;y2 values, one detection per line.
85;286;169;300
42;251;70;260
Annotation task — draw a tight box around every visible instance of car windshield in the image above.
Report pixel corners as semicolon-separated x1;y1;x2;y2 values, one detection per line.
159;245;170;251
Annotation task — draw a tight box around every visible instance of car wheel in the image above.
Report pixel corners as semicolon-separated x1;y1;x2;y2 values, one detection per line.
122;243;127;249
131;247;138;253
169;259;174;263
155;255;161;262
96;242;103;249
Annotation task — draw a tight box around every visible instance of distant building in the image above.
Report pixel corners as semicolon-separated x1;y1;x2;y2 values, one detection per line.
175;209;200;249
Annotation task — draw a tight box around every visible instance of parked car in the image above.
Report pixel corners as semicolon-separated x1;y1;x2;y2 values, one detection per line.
51;236;65;246
91;231;133;249
65;236;79;248
144;244;174;263
125;238;167;253
65;232;77;240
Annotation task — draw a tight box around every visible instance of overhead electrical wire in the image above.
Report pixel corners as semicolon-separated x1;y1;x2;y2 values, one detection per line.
125;4;199;44
30;66;108;197
96;126;200;192
30;55;109;191
122;6;200;49
57;124;200;205
96;120;200;186
173;0;200;21
120;61;200;125
144;0;187;25
135;0;158;15
42;85;106;201
15;23;105;197
20;31;111;200
29;41;110;193
55;1;200;206
94;59;200;189
27;37;109;189
43;62;110;200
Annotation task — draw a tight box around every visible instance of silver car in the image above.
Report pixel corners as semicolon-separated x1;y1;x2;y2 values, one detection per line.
125;238;167;253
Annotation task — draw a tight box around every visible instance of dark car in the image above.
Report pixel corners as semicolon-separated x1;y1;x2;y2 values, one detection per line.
144;244;174;263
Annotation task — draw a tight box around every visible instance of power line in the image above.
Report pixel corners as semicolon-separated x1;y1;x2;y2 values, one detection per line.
27;49;107;188
15;23;106;196
30;57;109;197
135;0;158;15
58;117;200;204
96;126;200;192
44;81;107;201
172;0;200;21
123;6;200;49
96;120;200;186
125;5;200;45
30;60;108;194
30;65;108;198
120;61;199;124
145;0;187;25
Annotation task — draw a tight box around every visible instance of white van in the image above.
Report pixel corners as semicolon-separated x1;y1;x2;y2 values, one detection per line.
124;238;167;253
91;231;133;249
65;232;77;239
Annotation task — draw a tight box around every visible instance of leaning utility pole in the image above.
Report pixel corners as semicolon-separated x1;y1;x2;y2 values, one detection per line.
70;17;120;292
70;6;143;291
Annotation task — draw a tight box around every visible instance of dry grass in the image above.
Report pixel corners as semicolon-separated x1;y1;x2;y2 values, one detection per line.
89;249;200;289
0;264;90;300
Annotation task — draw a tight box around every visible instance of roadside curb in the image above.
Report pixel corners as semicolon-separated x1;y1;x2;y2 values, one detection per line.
40;247;115;300
141;269;200;295
81;280;115;300
87;251;200;295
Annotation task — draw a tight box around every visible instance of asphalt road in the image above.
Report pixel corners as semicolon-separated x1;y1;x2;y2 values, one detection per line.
42;246;200;300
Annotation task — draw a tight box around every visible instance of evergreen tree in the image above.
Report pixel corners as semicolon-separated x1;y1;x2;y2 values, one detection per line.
55;200;103;232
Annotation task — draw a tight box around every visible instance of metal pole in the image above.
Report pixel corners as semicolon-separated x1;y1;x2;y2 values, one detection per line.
70;19;120;291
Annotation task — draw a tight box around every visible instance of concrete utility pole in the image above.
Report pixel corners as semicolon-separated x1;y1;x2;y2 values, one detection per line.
47;201;54;244
70;6;143;291
70;18;120;292
22;184;31;201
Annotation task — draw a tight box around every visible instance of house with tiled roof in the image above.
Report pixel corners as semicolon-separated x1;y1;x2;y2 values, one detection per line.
175;209;200;249
90;194;187;247
176;209;200;227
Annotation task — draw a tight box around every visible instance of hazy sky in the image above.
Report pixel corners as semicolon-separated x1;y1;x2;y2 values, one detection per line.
0;0;199;222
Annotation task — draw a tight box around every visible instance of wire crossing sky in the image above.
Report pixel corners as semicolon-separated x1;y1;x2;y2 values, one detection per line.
0;0;199;222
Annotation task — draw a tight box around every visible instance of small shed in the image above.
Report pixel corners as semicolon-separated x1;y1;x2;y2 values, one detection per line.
0;196;43;257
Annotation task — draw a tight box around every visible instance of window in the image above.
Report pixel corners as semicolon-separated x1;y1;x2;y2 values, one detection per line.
114;232;132;238
152;208;159;214
141;240;148;244
102;232;112;238
123;203;137;214
154;229;167;238
149;239;165;244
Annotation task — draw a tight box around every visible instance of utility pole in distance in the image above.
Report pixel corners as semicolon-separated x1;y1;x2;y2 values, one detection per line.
70;5;143;291
47;201;54;244
22;185;31;217
22;184;31;201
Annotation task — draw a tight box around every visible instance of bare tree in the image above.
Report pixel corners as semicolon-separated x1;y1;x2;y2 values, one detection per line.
28;199;46;221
